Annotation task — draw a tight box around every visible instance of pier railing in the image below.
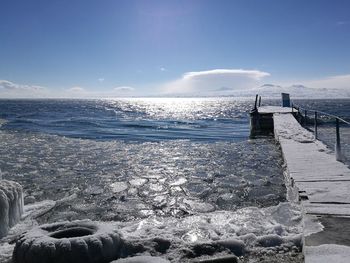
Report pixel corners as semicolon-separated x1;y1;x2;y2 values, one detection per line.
291;103;350;162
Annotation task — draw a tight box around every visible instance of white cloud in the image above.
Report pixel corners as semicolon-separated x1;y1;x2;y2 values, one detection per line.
113;86;135;92
160;67;166;72
162;69;270;95
68;86;86;92
182;69;269;80
0;80;48;98
0;80;45;91
303;74;350;90
98;78;105;82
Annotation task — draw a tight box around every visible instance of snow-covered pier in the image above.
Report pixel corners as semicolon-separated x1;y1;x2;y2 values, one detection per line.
254;105;350;263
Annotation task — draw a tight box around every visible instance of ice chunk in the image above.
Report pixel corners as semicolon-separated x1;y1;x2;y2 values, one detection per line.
110;182;128;193
129;178;147;187
0;180;24;238
112;256;170;263
169;177;187;186
216;238;245;256
183;199;215;213
84;185;104;195
257;234;283;247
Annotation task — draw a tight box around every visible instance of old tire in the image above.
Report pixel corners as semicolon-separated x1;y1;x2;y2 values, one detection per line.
13;220;122;263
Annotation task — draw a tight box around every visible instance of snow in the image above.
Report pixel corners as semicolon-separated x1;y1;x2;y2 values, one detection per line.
0;200;303;262
304;203;350;216
115;202;302;254
258;106;294;114
302;214;324;237
0;180;24;238
112;256;170;263
304;244;350;263
273;112;350;262
273;113;350;205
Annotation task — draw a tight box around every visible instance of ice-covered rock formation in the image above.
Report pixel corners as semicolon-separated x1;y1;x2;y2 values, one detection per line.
0;180;24;238
13;220;122;263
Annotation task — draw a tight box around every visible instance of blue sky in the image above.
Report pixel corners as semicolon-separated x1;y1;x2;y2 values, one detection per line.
0;0;350;97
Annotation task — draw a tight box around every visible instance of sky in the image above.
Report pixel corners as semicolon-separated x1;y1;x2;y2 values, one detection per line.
0;0;350;98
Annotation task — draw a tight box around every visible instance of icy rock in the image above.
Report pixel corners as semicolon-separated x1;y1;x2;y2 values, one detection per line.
284;234;303;249
256;234;283;247
111;256;170;263
0;180;24;238
193;255;239;263
215;238;245;256
152;237;171;253
23;195;36;205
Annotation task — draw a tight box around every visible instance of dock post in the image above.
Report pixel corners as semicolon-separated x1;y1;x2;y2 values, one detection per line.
254;94;258;110
314;111;318;139
281;93;290;107
297;107;301;123
335;118;343;162
258;96;261;107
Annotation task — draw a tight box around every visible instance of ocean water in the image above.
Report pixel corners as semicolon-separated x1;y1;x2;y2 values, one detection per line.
0;98;303;262
0;98;288;216
0;98;250;142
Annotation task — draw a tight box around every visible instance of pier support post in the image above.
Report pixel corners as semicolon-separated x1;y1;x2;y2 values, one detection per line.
254;94;258;110
335;118;344;162
314;112;318;139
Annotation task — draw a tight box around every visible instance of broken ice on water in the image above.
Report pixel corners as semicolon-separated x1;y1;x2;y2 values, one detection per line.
0;128;304;262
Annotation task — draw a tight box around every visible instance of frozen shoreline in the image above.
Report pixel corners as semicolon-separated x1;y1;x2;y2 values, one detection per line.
1;197;303;262
0;99;304;262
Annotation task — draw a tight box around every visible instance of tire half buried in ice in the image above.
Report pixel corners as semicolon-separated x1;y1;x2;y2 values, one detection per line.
13;220;122;263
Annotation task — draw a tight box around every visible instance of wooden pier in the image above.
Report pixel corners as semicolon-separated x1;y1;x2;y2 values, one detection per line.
252;104;350;263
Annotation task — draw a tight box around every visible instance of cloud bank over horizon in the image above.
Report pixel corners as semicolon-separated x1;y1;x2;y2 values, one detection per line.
0;80;49;98
0;80;138;98
162;69;270;95
1;70;350;98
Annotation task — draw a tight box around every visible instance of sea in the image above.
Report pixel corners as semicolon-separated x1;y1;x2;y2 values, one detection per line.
0;97;349;262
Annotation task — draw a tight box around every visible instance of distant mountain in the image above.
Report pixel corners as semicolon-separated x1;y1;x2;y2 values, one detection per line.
214;86;235;91
289;84;307;89
162;83;350;99
232;83;350;98
260;84;282;89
